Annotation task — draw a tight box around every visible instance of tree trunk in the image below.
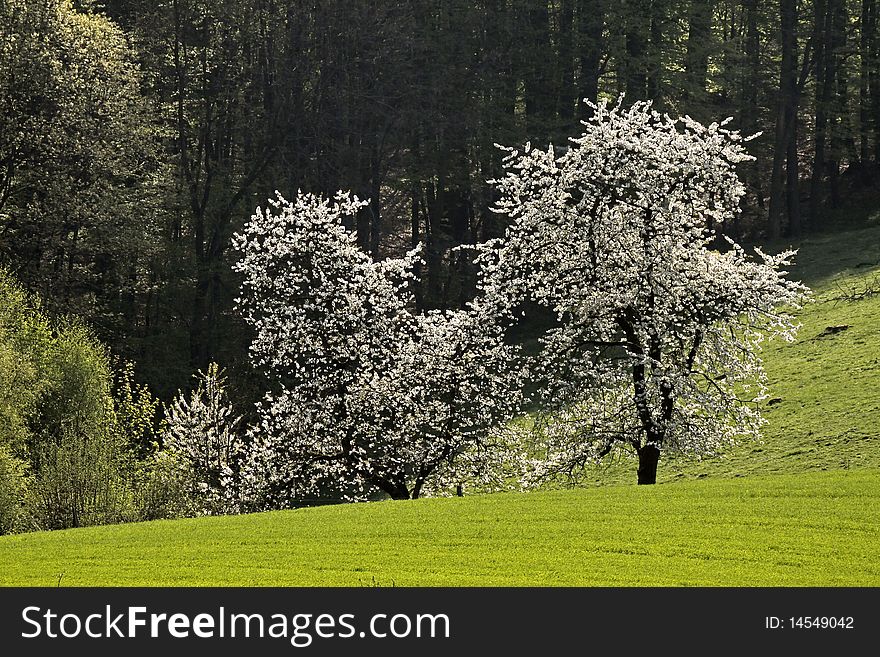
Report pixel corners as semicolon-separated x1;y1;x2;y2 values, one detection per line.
370;473;412;500
828;0;851;206
523;3;555;137
647;0;664;106
685;0;712;110
786;105;802;236
389;483;411;500
624;0;649;103
769;116;788;239
870;0;880;162
861;0;874;163
558;0;576;124
578;0;605;117
424;179;443;303
863;0;879;163
769;0;798;239
637;444;660;485
742;0;763;209
810;0;830;228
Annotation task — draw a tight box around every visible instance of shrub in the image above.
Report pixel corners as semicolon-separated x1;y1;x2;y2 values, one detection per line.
0;270;54;453
160;363;242;515
0;269;139;529
27;323;136;529
0;445;31;535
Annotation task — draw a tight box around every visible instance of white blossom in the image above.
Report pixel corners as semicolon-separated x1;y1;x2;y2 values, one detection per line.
162;363;242;513
479;98;810;485
232;191;523;505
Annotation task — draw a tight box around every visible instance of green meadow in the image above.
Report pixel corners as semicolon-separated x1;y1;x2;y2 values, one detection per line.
0;470;877;586
1;226;879;587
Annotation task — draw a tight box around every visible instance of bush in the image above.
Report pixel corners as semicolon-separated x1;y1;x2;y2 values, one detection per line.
159;364;242;515
0;270;54;453
27;323;138;529
0;269;141;530
28;432;134;530
111;359;160;459
133;450;200;521
0;445;31;535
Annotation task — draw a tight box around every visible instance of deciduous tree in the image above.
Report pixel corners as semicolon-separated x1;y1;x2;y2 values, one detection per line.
482;99;809;485
232;192;522;507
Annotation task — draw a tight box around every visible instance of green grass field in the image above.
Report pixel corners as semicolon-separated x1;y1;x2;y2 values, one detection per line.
1;226;879;587
1;470;877;586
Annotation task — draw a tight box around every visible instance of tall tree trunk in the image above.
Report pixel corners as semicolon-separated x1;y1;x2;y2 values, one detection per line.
559;0;577;124
477;0;515;241
190;215;209;368
786;105;802;236
861;0;874;164
686;0;713;110
578;0;605;117
425;177;443;304
647;0;664;105
523;3;555;137
769;0;798;239
624;0;649;102
810;0;831;227
742;0;764;209
828;0;849;207
870;0;880;162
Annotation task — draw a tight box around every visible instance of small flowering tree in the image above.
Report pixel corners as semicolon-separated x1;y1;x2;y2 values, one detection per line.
162;363;242;512
232;192;521;506
481;99;810;485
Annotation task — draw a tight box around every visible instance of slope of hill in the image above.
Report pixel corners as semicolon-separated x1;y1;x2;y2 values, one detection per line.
1;226;878;587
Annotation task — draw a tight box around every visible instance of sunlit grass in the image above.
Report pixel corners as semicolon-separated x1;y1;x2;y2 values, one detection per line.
0;470;877;586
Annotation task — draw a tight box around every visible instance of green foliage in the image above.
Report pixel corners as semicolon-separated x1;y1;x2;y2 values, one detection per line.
21;315;137;531
0;445;31;535
32;322;115;446
27;432;133;531
0;270;142;531
89;363;245;524
0;271;54;453
0;269;205;530
0;469;876;585
112;360;160;458
132;449;200;522
0;0;162;322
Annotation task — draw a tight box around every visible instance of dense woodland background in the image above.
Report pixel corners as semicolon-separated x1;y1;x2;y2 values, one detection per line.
2;0;880;408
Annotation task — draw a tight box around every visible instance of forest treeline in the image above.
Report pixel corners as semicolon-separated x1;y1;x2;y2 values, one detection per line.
2;0;880;404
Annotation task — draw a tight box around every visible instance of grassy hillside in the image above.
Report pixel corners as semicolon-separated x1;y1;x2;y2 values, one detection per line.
0;470;877;586
1;226;878;587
